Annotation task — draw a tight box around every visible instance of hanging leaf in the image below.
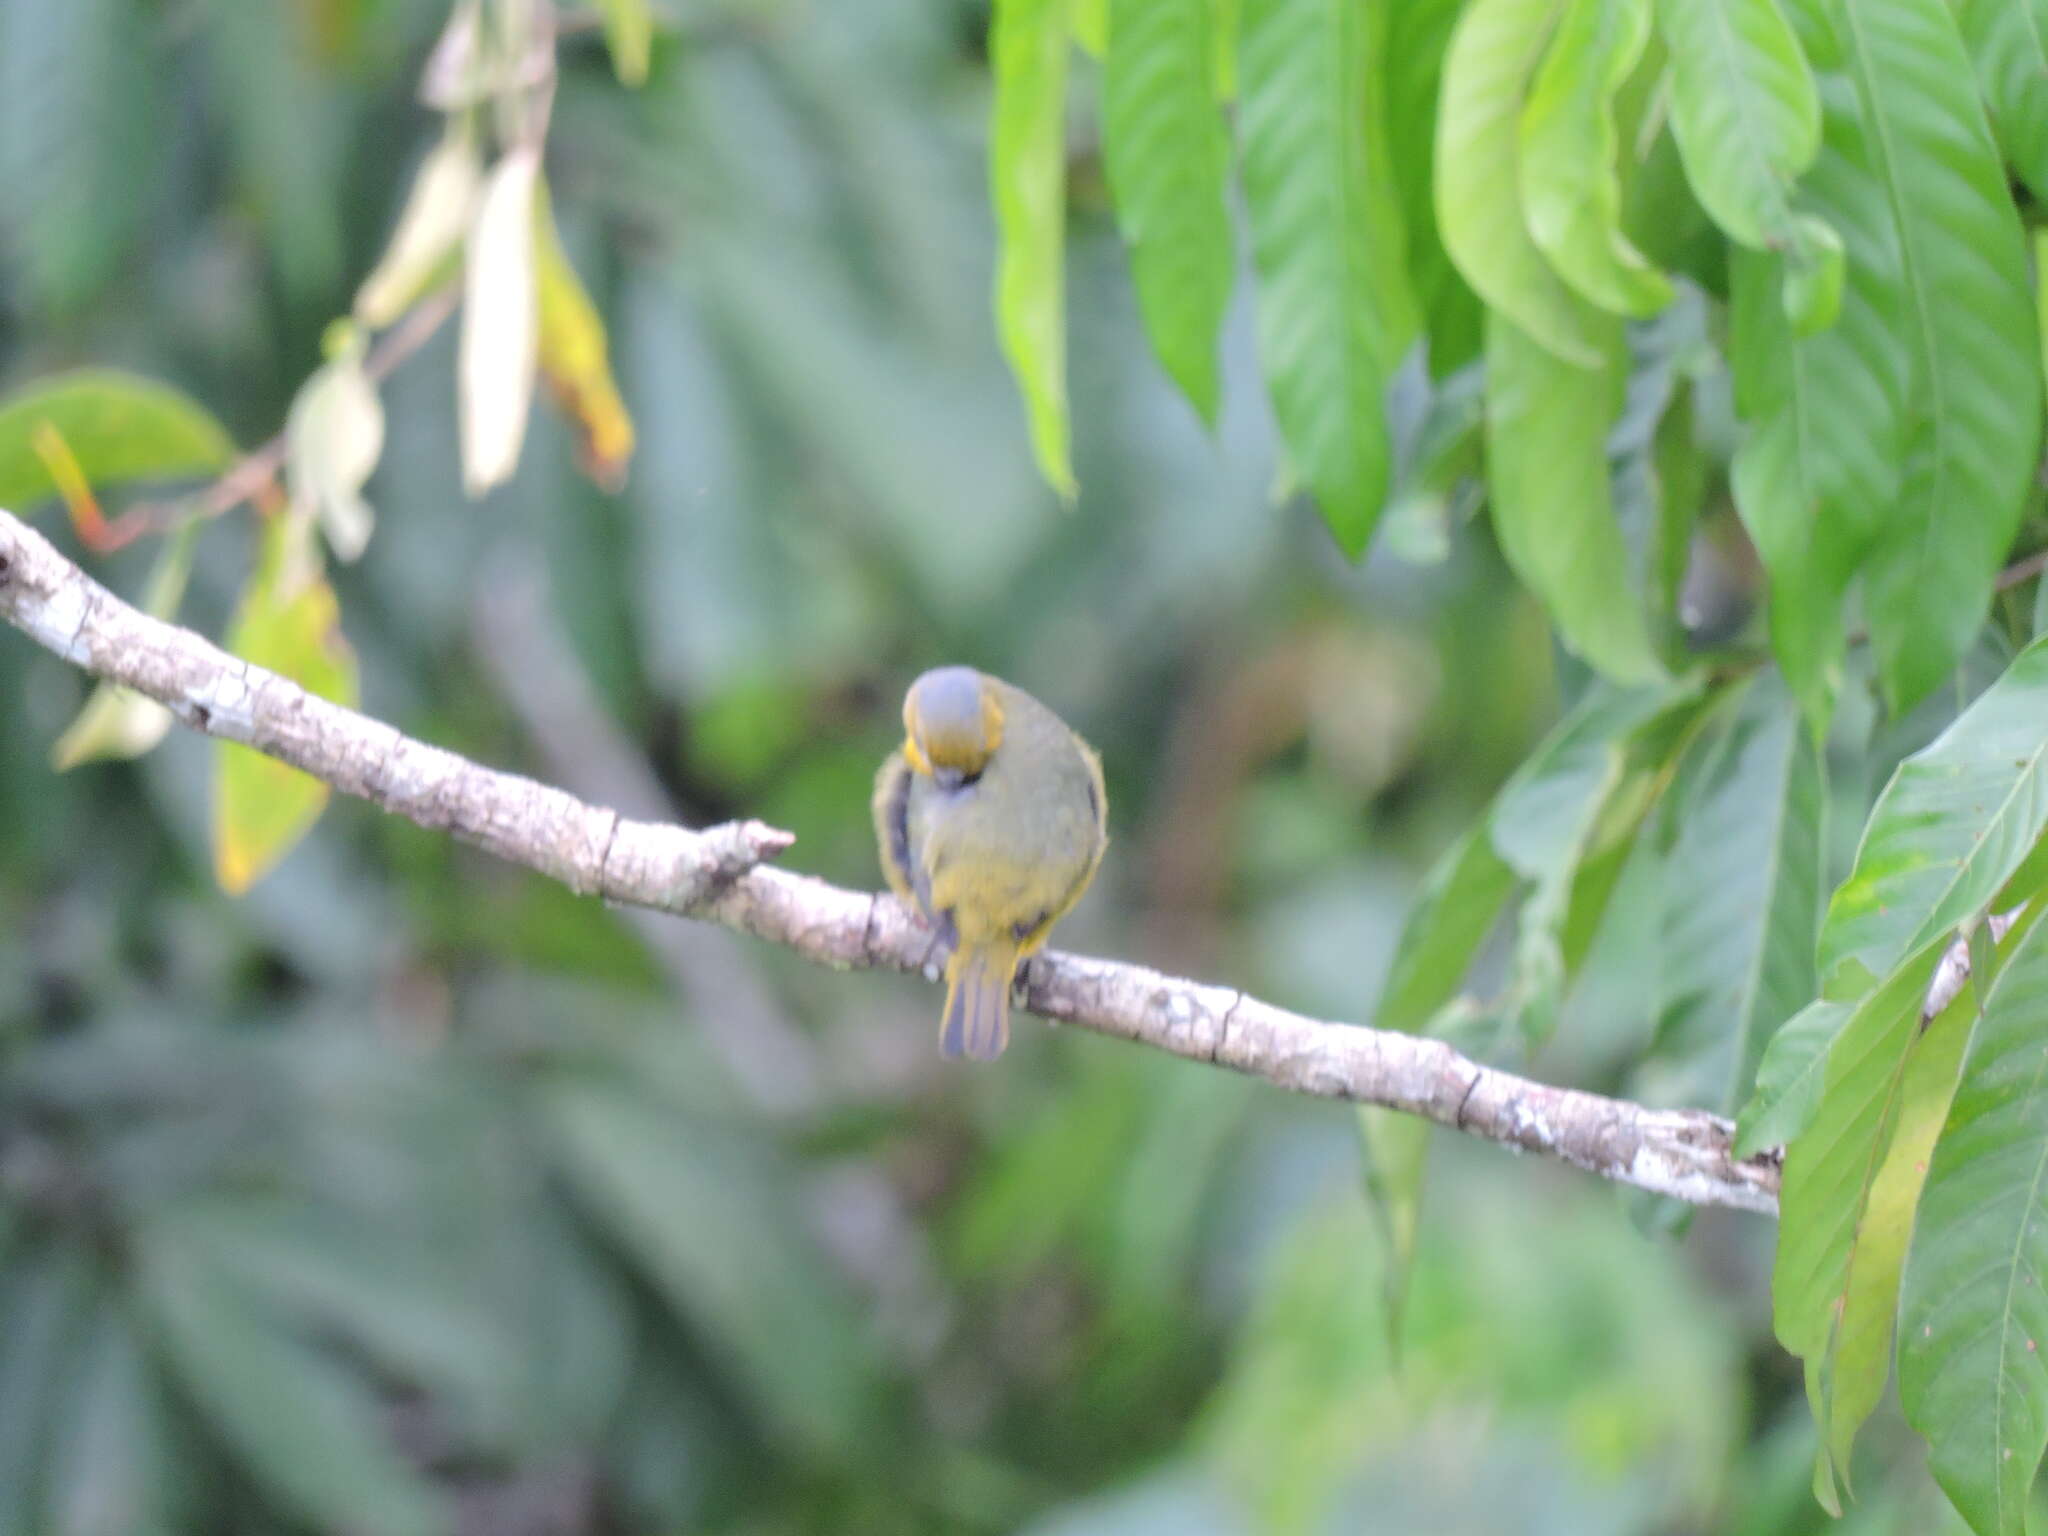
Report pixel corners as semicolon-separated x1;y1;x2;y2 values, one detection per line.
1655;0;1839;331
1518;0;1673;318
991;0;1076;500
1103;0;1234;424
459;147;542;498
590;0;655;84
1841;0;2043;712
1238;0;1415;555
1735;997;1850;1156
285;325;385;562
535;180;636;492
1771;939;1946;1511
1485;307;1662;683
1900;905;2048;1536
0;371;233;511
1653;672;1825;1114
1728;63;1908;731
212;516;360;895
1437;0;1603;366
51;527;196;771
1386;0;1482;376
353;121;480;328
1818;636;2048;1001
1953;0;2048;202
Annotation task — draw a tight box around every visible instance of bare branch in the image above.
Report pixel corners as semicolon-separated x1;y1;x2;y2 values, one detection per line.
0;507;1783;1216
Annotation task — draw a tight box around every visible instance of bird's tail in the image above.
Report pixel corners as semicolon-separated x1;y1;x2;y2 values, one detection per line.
940;942;1018;1061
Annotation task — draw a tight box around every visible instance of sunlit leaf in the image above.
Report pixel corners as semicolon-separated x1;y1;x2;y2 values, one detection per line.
459;147;542;498
1519;0;1673;318
590;0;655;84
1900;905;2048;1535
353;121;479;328
1239;0;1416;555
1842;0;2043;712
1437;0;1604;365
0;370;233;511
991;0;1076;499
535;179;635;492
1103;0;1233;423
212;516;359;895
1818;636;2048;1001
1485;307;1662;683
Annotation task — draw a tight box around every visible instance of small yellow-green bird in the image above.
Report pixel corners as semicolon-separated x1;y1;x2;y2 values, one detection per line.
873;666;1107;1060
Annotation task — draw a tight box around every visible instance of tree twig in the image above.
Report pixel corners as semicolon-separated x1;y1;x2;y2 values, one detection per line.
0;507;1784;1215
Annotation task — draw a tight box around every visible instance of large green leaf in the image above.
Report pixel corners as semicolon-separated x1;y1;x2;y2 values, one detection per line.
1900;906;2048;1535
545;1077;879;1462
1954;0;2048;202
1654;672;1826;1114
1238;0;1416;554
0;1247;95;1536
138;1224;448;1536
1386;0;1483;375
1655;0;1839;331
1839;0;2043;711
1771;940;1946;1509
45;1300;175;1536
1728;64;1907;730
991;0;1075;498
1735;997;1850;1156
1104;0;1234;423
1518;0;1672;318
1484;307;1662;683
1818;636;2048;1001
1437;0;1605;365
0;370;234;511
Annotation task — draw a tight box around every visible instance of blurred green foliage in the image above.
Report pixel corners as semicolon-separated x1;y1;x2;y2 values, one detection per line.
0;1;2013;1533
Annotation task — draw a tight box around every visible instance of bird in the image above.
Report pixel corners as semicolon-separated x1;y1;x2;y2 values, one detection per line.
872;666;1107;1060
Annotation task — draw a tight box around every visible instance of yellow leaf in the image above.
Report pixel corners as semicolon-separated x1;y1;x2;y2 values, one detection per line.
354;122;481;328
212;516;359;894
459;147;542;497
590;0;654;84
534;180;634;491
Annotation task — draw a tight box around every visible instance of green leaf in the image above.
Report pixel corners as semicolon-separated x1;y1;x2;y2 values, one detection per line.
1436;0;1606;365
1103;0;1234;423
591;0;654;84
1954;0;2048;202
1900;905;2048;1535
1839;0;2043;712
1386;0;1483;375
1818;636;2048;1001
0;1247;95;1536
1817;970;1981;1504
1377;820;1518;1034
1518;0;1673;318
0;370;234;510
1728;66;1908;731
1238;0;1416;554
991;0;1076;500
545;1077;878;1462
1735;997;1851;1156
212;516;360;895
1655;0;1836;330
1484;307;1662;683
1654;672;1826;1114
1771;939;1946;1511
46;1301;174;1536
138;1225;447;1536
